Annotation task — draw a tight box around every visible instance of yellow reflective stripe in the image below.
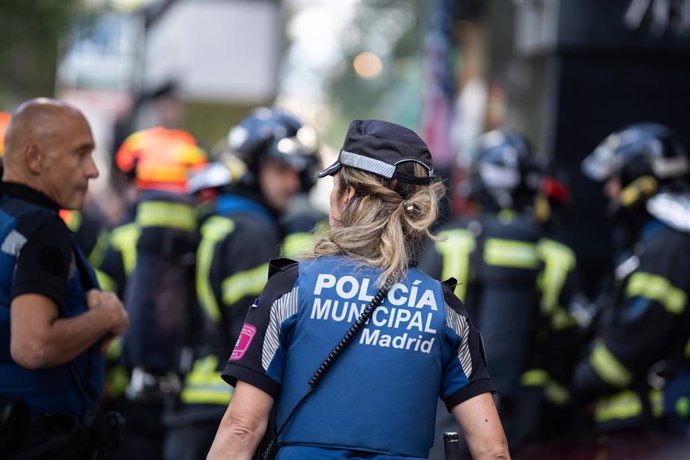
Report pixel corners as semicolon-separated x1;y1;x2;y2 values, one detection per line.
435;229;476;300
106;336;122;360
594;390;642;423
95;269;117;294
281;232;316;259
222;263;269;307
551;306;578;331
110;223;140;276
136;201;197;232
676;397;690;418
545;380;569;406
484;239;539;269
589;343;633;388
685;337;690;357
88;230;110;267
625;272;687;315
650;388;664;418
497;209;516;223
537;239;576;315
520;369;548;387
197;216;235;321
181;355;233;405
520;369;569;405
106;365;130;399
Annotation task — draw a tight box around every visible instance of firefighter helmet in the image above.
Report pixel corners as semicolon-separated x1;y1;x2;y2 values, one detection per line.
466;129;544;212
225;107;320;191
582;123;689;209
115;127;207;193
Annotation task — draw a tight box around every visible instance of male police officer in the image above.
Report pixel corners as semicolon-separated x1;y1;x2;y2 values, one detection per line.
0;98;129;458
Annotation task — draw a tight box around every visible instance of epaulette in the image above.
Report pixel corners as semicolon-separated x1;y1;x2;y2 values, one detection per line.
268;257;298;278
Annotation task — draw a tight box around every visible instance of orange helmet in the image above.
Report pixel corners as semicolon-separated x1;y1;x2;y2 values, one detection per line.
115;127;207;193
0;112;11;157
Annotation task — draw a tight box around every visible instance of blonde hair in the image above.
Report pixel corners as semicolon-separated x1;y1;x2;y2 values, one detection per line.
308;162;445;286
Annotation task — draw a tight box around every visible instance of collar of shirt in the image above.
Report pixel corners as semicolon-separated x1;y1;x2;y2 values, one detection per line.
1;181;61;212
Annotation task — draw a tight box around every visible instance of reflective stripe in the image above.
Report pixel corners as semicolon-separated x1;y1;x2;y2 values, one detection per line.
594;390;643;423
136;201;197;232
520;369;569;405
197;216;235;321
282;232;316;259
181;355;233;405
676;397;690;418
436;229;476;300
685;337;690;357
484;238;539;269
545;380;569;406
222;263;269;307
650;388;664;418
521;369;548;386
589;343;633;388
95;268;117;294
88;229;110;267
625;272;687;315
110;223;140;276
537;239;576;315
551;306;578;331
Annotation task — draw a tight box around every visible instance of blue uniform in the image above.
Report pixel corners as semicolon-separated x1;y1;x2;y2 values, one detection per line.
222;256;494;459
0;182;104;417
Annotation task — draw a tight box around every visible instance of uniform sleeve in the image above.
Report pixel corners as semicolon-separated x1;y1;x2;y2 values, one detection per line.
221;261;299;398
213;218;282;349
12;215;72;308
441;282;495;411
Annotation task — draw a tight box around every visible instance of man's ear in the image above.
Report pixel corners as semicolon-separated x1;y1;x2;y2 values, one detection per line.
25;143;43;174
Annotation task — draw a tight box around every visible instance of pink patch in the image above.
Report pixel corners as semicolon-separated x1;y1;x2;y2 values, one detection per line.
230;324;257;360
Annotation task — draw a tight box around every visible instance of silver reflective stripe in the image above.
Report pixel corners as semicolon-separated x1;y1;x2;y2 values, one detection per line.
445;303;472;378
340;150;396;179
1;230;26;256
262;286;300;371
652;156;690;178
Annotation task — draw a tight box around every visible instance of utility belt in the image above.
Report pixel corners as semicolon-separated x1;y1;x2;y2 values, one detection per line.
0;399;124;460
125;367;182;404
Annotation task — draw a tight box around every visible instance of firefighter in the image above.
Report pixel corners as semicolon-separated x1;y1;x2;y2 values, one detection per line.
96;126;207;459
571;123;690;459
162;107;321;460
420;129;581;458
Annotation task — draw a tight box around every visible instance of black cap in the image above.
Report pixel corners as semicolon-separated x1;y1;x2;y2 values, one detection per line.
319;119;435;184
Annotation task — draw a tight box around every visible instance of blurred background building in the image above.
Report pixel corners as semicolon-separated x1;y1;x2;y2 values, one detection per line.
0;0;688;293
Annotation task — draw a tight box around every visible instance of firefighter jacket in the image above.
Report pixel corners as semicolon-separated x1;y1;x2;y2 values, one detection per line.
571;219;690;431
180;191;282;406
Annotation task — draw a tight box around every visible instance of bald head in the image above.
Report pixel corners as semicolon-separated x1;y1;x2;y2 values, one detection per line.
4;98;88;164
2;97;98;209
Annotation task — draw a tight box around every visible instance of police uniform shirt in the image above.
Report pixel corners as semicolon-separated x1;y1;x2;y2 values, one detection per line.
3;182;77;305
0;182;103;417
222;256;494;458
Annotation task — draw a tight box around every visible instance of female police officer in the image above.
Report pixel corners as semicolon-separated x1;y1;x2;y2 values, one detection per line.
207;120;510;460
